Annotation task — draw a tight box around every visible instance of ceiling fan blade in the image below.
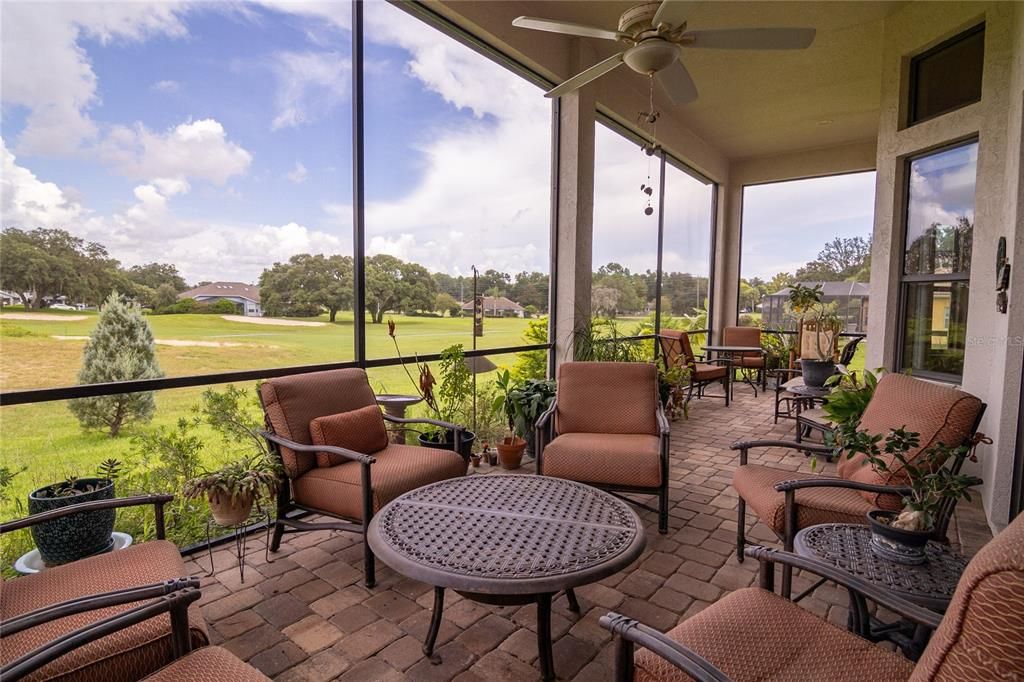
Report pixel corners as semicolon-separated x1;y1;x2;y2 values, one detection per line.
653;0;695;30
545;52;625;98
683;28;816;50
657;59;698;105
513;16;626;41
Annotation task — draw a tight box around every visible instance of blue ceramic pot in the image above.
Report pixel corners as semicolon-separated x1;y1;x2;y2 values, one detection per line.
28;478;115;567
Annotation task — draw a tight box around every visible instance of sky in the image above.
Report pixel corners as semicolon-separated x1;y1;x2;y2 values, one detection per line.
2;1;866;288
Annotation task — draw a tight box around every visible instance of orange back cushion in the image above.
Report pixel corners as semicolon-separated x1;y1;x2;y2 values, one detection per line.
838;373;983;508
309;405;390;467
555;362;659;436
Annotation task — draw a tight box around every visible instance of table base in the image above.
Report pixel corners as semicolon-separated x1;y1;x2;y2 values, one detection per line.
423;586;580;680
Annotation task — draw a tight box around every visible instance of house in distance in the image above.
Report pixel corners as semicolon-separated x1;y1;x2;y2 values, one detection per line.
177;282;262;317
459;295;526;318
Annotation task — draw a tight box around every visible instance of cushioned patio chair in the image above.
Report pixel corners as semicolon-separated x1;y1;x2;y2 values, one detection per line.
733;372;985;596
258;368;468;588
658;330;730;407
3;582;268;682
721;326;766;390
0;495;209;682
535;362;671;533
600;510;1024;682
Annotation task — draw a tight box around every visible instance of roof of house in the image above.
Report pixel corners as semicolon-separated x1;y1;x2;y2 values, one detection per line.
460;295;525;312
178;282;260;303
768;281;870;298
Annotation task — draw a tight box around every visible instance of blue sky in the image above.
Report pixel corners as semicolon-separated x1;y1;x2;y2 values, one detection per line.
2;1;868;288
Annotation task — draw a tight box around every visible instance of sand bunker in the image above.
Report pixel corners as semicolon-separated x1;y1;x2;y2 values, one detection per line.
220;315;325;327
53;336;247;348
1;313;87;322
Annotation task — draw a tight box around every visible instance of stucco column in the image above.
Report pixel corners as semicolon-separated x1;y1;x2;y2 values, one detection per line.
552;86;596;367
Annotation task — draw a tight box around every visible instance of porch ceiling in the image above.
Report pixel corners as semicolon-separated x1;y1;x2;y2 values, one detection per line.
436;1;901;160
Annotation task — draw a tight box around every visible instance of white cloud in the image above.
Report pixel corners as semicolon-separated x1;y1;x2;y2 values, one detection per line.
286;162;309;184
270;51;350;130
151;79;180;93
100;118;252;185
0;2;188;155
1;137;87;228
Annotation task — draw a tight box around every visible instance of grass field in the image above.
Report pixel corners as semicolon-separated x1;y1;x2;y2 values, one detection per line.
0;310;538;502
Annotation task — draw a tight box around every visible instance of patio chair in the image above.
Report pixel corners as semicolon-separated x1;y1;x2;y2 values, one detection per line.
600;510;1024;682
733;372;985;596
721;326;766;390
535;362;671;533
773;335;863;424
0;495;209;682
2;583;268;682
658;329;730;407
258;368;468;588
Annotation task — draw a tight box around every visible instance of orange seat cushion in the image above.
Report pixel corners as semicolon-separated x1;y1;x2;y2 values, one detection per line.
310;405;390;467
543;433;662;488
634;587;914;682
693;363;727;381
1;540;208;682
143;646;269;681
732;464;873;536
292;443;466;520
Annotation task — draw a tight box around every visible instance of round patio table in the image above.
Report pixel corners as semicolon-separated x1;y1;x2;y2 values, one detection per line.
367;474;646;681
704;344;764;397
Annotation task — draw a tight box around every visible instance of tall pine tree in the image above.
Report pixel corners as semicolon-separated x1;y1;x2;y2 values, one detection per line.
69;292;163;437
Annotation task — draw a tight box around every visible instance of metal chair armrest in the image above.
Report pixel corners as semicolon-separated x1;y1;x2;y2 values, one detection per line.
656;402;671;436
381;415;463;434
259;430;375;466
0;495;174;537
774;477;912;496
600;613;733;682
1;577;199;638
731;439;834;455
536;399;557;430
2;588;203;682
745;546;943;630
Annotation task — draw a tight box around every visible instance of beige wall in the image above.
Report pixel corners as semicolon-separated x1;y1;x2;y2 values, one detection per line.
865;1;1024;530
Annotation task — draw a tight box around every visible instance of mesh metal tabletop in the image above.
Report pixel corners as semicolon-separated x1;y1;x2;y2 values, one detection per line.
795;523;967;610
367;474;646;595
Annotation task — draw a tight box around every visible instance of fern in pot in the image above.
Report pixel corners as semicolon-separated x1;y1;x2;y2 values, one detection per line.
184;455;279;527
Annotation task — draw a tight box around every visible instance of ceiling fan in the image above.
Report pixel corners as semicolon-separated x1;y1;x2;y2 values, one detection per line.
513;1;816;105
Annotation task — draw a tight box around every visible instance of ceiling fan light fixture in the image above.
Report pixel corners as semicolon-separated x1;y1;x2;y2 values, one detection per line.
623;40;680;74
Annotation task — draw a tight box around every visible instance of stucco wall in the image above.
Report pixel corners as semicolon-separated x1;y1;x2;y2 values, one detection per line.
865;2;1024;530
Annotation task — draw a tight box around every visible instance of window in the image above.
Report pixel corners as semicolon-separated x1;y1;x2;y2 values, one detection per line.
908;24;984;126
898;140;978;380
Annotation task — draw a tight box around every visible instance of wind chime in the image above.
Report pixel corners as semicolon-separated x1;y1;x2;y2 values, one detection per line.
638;75;660;216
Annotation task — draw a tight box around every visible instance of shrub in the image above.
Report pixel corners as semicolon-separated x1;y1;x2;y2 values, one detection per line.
209;299;239;314
68;292;163;437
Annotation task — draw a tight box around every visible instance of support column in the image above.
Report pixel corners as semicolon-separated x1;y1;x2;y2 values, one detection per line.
552;86;596;367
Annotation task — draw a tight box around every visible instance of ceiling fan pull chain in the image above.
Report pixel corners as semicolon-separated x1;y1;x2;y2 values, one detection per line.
639;76;659;216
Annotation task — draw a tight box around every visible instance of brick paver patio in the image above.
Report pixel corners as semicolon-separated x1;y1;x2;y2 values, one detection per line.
185;386;990;680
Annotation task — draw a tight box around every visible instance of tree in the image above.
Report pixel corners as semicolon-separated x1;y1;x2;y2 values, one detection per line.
795;236;872;282
510;271;549;312
364;255;437;323
435;292;461;317
592;286;621;317
68;292;163;437
259;254;353;321
126;262;187;293
153;283;179;310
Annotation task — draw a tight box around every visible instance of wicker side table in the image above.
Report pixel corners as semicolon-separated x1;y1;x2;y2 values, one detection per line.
795;523;967;658
367;475;646;681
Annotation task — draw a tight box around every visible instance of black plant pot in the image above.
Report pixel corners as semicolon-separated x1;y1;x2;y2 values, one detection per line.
866;509;932;565
28;478;116;567
524;429;537;458
418;429;476;461
801;359;836;388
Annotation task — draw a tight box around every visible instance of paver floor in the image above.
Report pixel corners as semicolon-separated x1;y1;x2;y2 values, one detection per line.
188;386;990;680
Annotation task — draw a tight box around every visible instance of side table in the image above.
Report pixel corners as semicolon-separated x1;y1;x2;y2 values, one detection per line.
794;523;967;659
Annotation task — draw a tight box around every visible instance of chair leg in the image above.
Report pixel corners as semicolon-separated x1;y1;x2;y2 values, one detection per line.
736;497;746;563
269;519;285;552
658;485;668;535
363;542;376;589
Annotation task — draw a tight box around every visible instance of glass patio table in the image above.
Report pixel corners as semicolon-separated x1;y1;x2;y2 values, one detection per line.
367;474;646;681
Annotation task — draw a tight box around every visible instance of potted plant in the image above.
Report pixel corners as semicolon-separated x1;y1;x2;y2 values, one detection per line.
830;422;982;565
28;459;122;566
184;455;279;527
389;321;476;456
658;364;691;421
788;283;840;387
505;377;556;457
821;367;884;426
492;370;528;469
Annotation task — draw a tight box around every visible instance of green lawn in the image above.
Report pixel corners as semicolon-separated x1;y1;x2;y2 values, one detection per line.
0;311;533;502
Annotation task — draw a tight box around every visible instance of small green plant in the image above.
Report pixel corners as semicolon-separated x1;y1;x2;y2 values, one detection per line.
829;423;982;532
183;455;279;506
573;318;645;362
659;363;691;420
502;376;556;441
389;320;472;436
0;465;27;505
821;367;884;427
36;459;123;498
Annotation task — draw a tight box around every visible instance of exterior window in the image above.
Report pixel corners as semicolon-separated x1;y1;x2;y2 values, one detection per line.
908;24;984;125
898;141;978;380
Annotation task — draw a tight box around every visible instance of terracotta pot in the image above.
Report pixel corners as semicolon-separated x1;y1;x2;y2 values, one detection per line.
209;493;255;527
866;509;932;565
497;436;527;470
470;454;482;468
